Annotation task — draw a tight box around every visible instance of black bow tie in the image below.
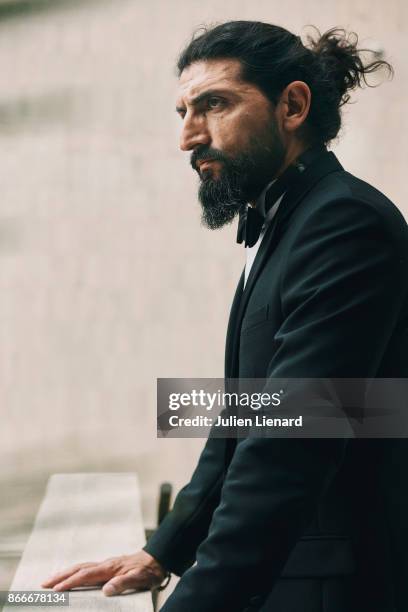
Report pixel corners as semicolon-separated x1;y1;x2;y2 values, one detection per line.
236;206;265;248
236;145;326;248
237;166;297;248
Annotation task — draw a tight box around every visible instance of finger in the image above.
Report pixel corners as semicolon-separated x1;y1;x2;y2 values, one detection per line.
41;563;96;588
53;565;112;592
103;570;145;597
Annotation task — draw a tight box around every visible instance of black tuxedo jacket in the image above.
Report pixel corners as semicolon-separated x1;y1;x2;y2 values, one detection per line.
145;149;408;612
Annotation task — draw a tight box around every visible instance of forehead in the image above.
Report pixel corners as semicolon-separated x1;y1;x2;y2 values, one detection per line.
177;58;246;103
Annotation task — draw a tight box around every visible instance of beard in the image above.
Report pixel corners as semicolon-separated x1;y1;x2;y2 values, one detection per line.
191;119;286;230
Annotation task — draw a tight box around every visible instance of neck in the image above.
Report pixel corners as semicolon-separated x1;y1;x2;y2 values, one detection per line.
249;140;310;208
276;139;310;178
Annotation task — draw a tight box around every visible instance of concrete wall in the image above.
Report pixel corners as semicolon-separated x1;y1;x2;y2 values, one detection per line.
0;0;406;594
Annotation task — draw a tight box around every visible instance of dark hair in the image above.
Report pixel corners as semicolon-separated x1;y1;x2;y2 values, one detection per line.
177;21;393;144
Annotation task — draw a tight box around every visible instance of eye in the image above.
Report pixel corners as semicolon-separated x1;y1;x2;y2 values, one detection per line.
207;96;224;110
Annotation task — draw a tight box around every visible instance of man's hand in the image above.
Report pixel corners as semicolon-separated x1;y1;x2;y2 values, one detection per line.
41;550;167;596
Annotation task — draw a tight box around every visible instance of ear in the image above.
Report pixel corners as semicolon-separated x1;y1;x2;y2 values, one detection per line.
278;81;311;134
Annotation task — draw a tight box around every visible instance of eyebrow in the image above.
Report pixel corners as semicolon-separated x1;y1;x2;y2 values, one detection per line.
175;88;231;114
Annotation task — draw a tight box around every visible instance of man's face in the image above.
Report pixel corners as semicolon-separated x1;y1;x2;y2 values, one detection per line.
176;58;286;229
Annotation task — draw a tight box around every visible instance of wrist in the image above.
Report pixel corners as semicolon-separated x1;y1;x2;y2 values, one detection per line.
141;550;167;581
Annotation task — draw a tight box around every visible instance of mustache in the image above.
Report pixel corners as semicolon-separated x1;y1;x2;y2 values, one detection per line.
190;146;228;171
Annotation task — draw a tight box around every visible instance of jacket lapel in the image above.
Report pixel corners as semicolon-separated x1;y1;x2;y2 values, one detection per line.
227;150;344;377
224;270;245;377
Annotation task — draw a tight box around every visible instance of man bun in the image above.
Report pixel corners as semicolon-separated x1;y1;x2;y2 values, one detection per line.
307;27;393;106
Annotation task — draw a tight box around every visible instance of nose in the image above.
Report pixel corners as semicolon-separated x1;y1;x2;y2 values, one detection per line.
179;114;211;152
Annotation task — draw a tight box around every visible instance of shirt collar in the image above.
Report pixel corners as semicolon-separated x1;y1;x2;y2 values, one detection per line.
253;179;277;218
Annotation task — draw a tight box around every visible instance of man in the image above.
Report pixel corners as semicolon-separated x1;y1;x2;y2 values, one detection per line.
43;21;408;612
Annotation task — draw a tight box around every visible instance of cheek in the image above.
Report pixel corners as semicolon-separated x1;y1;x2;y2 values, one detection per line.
211;116;247;153
211;109;271;153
